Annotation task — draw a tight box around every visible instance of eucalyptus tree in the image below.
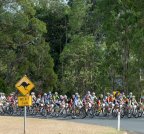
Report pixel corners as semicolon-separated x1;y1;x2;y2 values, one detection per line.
0;0;57;93
94;0;144;95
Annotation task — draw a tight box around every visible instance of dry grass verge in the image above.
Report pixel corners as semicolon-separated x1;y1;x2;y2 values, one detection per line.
0;116;124;134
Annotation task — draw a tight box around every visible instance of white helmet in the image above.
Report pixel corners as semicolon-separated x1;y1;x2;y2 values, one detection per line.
60;95;63;99
31;92;35;95
129;92;133;95
55;92;58;95
64;95;67;99
44;93;47;96
75;92;79;96
87;91;90;94
92;92;95;95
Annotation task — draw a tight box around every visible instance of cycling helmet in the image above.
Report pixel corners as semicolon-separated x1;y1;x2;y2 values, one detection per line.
31;92;35;95
55;92;58;95
72;95;75;98
123;95;126;98
48;91;52;94
44;93;47;96
107;92;110;95
60;95;63;99
75;92;79;96
92;92;95;95
64;95;67;99
100;94;103;98
87;91;90;94
132;95;135;98
129;92;133;95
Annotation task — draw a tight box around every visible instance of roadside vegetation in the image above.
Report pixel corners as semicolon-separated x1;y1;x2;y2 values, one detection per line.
0;0;144;97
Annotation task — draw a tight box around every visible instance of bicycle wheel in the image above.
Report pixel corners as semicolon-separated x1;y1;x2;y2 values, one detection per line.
87;108;94;118
79;107;86;119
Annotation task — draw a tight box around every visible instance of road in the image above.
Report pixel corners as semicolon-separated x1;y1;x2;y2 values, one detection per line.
33;113;144;133
2;114;143;133
68;117;144;134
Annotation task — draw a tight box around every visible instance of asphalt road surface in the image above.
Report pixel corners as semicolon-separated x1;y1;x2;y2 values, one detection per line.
69;117;144;134
32;114;144;133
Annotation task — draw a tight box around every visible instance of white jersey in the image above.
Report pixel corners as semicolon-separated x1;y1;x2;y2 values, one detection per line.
36;98;41;104
0;97;3;106
1;96;6;101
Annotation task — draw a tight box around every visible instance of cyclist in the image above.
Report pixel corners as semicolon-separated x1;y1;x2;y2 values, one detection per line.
75;95;83;108
91;92;97;103
31;92;36;104
42;93;49;104
53;92;59;102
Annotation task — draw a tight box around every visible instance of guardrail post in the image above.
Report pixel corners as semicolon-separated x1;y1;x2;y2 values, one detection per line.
118;111;120;131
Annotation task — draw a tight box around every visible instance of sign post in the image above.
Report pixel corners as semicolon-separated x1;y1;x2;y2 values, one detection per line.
24;106;26;134
18;96;32;134
15;75;35;134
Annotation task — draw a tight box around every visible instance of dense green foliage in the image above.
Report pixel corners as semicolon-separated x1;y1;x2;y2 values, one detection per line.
0;0;57;93
0;0;144;97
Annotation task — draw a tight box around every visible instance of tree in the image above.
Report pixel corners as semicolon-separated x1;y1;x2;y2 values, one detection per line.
94;0;144;96
34;0;69;72
60;35;100;95
0;0;57;93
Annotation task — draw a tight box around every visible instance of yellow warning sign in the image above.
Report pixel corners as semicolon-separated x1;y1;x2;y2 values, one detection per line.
15;75;35;95
18;96;32;107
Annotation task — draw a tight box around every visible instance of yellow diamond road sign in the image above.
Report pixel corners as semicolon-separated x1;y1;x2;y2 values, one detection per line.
18;96;32;107
15;75;35;95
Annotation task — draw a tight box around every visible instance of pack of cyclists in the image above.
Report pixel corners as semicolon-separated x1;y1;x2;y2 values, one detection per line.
0;91;144;118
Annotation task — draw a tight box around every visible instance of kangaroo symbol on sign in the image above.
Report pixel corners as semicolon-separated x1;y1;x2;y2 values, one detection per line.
18;82;30;90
